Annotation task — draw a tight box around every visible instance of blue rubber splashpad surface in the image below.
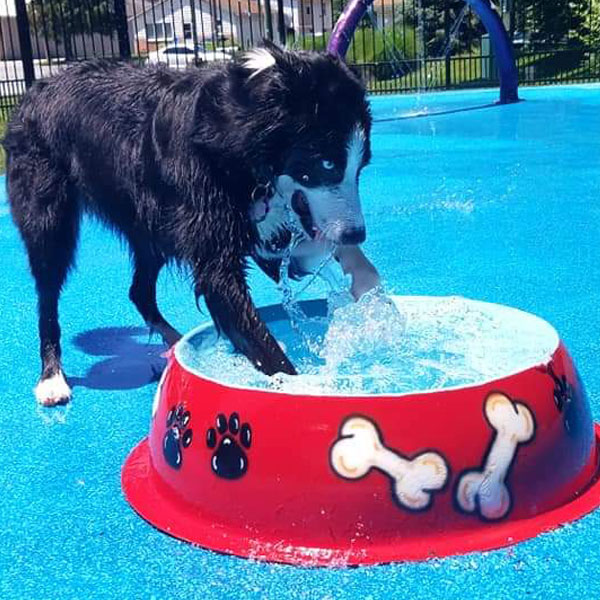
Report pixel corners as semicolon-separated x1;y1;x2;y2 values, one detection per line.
1;84;600;599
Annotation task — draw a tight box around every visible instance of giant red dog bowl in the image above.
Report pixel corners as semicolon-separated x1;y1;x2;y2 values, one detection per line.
122;296;600;566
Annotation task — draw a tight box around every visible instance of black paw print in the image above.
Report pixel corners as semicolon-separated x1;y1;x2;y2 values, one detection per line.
547;365;580;435
163;404;193;469
206;413;251;480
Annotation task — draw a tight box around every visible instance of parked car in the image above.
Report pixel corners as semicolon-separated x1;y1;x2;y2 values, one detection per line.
146;43;231;68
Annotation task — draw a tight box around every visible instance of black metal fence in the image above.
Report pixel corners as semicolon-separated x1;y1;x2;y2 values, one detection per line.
0;0;598;117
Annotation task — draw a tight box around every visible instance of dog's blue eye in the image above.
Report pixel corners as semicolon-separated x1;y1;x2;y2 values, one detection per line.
321;160;335;170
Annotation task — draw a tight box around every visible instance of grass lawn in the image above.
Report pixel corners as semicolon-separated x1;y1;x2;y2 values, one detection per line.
290;26;418;64
371;48;600;93
0;120;6;174
371;49;484;93
0;96;20;174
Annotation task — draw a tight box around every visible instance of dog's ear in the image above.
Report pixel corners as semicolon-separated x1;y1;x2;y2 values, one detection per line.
260;38;286;57
241;40;291;80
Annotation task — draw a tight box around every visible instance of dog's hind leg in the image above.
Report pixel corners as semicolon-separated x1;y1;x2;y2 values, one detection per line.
129;249;181;346
8;157;79;406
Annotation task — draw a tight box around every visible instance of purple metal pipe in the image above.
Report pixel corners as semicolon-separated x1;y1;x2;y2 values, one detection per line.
327;0;374;59
465;0;519;103
327;0;519;104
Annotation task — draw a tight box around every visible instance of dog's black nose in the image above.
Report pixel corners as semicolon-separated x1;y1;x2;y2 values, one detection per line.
339;227;366;245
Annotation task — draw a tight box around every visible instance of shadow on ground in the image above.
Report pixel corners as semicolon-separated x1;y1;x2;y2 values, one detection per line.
69;326;166;391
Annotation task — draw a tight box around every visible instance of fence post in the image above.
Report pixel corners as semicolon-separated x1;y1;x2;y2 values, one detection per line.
189;0;200;51
277;0;286;44
14;0;35;88
264;0;275;41
444;0;451;88
114;0;132;59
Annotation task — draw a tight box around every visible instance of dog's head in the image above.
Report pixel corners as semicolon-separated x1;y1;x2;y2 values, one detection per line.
240;43;372;247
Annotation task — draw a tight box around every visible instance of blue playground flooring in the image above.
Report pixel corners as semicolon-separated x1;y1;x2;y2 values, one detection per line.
1;84;600;599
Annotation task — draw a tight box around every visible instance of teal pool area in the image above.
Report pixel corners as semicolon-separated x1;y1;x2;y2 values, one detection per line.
1;83;599;598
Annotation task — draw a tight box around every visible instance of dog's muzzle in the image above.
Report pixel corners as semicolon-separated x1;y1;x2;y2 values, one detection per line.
339;227;366;245
291;190;366;245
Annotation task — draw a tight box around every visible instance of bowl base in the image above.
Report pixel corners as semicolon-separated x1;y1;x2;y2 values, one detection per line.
122;425;600;567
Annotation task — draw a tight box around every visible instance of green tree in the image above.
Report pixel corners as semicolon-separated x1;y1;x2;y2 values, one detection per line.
29;0;118;60
572;0;600;48
590;0;600;46
406;0;484;57
513;0;591;47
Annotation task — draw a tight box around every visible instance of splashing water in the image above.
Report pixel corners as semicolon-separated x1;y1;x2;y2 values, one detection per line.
177;291;558;396
439;5;469;61
178;202;556;396
318;289;406;385
275;209;337;355
409;2;470;115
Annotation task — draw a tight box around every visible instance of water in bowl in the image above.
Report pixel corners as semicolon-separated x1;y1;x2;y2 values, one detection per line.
177;287;558;396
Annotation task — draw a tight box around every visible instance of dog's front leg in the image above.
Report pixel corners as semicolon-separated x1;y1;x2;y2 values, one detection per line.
336;245;381;300
202;269;297;377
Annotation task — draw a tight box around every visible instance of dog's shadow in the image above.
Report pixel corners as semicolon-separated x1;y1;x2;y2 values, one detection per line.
69;326;167;391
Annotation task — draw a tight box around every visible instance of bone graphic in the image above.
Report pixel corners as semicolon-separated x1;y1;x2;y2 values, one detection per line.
330;417;449;510
456;392;535;520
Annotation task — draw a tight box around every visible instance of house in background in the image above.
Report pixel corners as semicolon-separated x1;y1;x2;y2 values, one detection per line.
0;0;117;60
127;0;331;55
291;0;333;36
127;0;238;53
0;0;24;60
0;0;333;62
0;0;23;60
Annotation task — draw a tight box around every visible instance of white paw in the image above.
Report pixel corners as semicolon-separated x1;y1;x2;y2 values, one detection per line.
34;372;72;406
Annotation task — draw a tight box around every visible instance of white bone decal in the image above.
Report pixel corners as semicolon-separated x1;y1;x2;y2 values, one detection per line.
456;392;535;521
330;417;449;510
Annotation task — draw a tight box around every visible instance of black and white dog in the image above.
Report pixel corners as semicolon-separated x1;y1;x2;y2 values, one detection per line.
4;42;374;406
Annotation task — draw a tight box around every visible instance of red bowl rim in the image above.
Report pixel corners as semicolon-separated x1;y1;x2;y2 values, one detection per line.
173;295;561;399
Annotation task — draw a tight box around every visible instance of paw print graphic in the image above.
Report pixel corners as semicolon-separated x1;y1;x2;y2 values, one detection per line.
163;404;193;469
206;413;252;479
547;364;581;435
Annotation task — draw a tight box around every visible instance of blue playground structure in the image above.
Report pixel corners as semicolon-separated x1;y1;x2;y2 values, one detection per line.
327;0;519;104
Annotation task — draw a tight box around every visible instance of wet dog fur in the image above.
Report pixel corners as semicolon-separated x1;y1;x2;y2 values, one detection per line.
3;42;372;405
